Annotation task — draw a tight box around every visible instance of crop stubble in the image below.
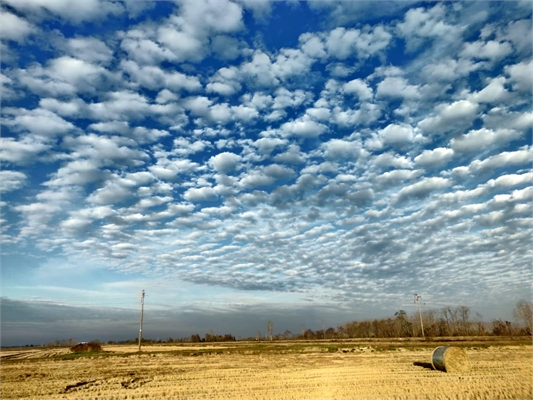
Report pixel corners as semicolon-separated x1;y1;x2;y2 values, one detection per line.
1;343;531;399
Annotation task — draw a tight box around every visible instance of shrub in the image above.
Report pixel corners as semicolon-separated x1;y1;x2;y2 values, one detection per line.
70;341;103;353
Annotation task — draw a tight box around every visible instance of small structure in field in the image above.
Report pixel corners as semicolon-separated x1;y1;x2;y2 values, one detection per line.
431;346;470;373
70;341;103;353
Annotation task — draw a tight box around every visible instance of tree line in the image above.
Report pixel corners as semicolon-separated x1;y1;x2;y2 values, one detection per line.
32;299;531;347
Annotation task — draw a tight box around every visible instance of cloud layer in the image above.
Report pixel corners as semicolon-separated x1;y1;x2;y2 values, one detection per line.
1;1;531;342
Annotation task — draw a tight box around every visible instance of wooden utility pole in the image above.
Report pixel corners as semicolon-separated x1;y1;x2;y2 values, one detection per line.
414;294;424;338
138;290;145;351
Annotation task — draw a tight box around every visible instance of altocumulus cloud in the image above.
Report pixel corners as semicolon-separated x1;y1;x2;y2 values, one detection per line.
0;0;532;344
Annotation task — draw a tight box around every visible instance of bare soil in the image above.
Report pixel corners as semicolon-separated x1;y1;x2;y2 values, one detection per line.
1;339;531;399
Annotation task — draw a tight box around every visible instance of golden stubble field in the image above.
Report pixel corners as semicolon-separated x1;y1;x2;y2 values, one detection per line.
1;339;531;400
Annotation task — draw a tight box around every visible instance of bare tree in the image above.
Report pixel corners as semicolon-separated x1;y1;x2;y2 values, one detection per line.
267;320;273;341
514;299;533;334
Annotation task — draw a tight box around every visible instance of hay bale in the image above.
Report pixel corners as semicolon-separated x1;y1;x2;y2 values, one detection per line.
431;346;470;373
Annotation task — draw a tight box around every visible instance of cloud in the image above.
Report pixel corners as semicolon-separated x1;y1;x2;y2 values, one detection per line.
367;124;418;150
281;118;327;138
209;152;241;173
395;177;452;203
121;61;202;92
376;76;420;99
418;100;479;135
3;0;123;23
450;128;523;153
505;59;533;92
1;2;531;334
469;77;511;104
322;139;361;160
183;187;218;202
0;136;50;165
343;79;373;101
0;10;35;42
2;108;75;138
460;40;513;61
413;148;453;168
397;4;458;52
0;171;27;192
66;37;114;65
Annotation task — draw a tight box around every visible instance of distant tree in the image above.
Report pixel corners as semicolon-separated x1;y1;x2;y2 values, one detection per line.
325;327;336;339
205;330;216;342
394;310;412;337
190;333;201;343
303;329;316;340
267;321;273;341
514;299;533;335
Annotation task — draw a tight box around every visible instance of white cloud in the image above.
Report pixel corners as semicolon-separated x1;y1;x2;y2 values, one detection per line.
322;139;361;160
418;100;479;135
421;58;485;82
305;107;330;122
121;60;202;92
469;77;510;104
272;48;314;80
460;40;513;61
209;152;241;173
156;89;179;104
281;118;327;138
505;59;533;92
87;181;133;205
324;26;392;60
376;76;419;99
241;51;280;87
371;152;413;169
3;0;123;23
3;108;75;138
343;79;373;101
0;10;35;42
376;169;423;186
397;4;458;51
183;187;218;202
450;128;523;153
63;134;148;166
395;177;452;203
211;35;245;60
368;124;416;149
465;148;533;173
0;171;27;192
299;33;327;59
414;147;454;168
206;66;242;96
66;37;113;64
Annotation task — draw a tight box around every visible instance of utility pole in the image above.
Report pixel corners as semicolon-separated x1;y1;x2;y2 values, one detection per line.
414;294;424;338
138;290;145;351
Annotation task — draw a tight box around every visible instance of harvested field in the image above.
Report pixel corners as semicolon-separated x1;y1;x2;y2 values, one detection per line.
1;339;531;399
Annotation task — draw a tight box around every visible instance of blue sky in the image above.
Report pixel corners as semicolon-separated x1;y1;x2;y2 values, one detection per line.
1;0;532;345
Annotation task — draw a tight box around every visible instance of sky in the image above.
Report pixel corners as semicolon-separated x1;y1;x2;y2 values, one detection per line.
0;0;532;346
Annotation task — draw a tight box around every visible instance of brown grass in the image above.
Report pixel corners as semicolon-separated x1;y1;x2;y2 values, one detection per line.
1;341;531;399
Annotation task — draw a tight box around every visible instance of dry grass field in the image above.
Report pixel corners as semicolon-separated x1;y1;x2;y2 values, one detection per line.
1;338;531;399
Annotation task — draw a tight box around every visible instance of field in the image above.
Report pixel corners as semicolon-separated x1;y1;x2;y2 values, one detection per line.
1;337;531;399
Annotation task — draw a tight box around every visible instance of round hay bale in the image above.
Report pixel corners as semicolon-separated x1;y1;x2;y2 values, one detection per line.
431;346;470;373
